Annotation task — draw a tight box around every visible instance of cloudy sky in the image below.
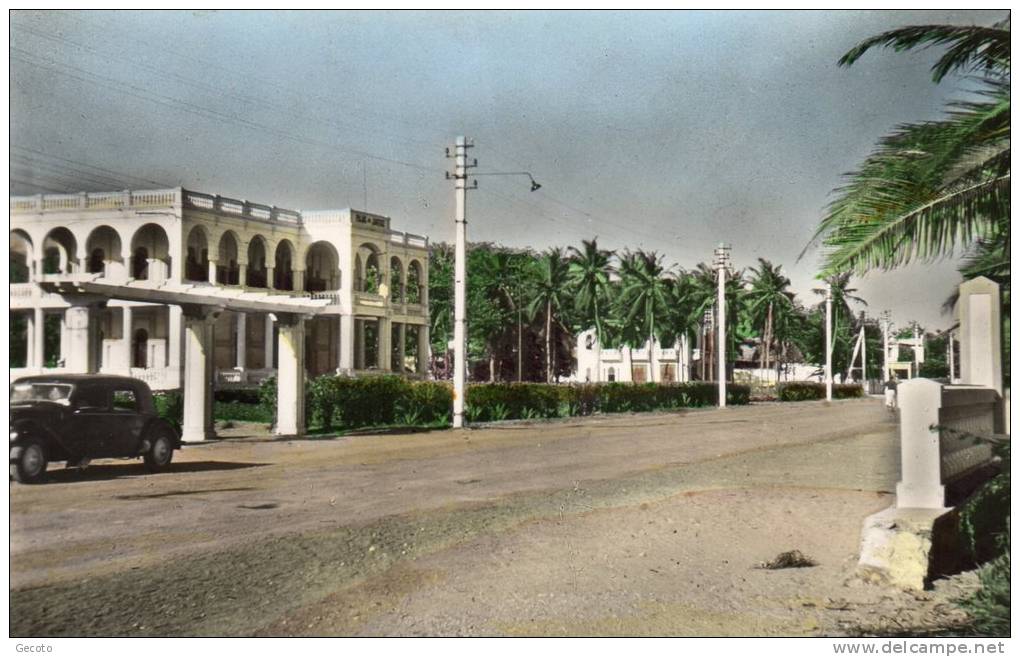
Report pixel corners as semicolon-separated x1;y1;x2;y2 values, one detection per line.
9;9;1005;330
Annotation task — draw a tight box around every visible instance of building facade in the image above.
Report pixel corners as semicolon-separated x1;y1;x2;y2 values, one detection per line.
10;188;430;390
571;329;692;384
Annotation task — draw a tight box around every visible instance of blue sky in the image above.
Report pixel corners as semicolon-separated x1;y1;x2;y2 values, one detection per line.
9;9;1006;329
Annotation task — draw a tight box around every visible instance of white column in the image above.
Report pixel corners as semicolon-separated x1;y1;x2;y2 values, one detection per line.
235;312;247;370
33;307;45;369
238;263;248;287
208;259;218;284
266;266;275;290
168;305;183;387
339;313;355;373
63;306;94;373
378;317;392;370
895;379;946;509
715;244;729;408
275;316;306;436
121;305;133;372
355;319;366;370
293;270;305;292
397;322;407;374
182;312;216;443
264;313;275;369
948;330;955;382
417;323;430;376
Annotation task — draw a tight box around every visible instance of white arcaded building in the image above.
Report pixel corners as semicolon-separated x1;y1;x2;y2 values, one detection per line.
571;329;692;383
10;188;431;390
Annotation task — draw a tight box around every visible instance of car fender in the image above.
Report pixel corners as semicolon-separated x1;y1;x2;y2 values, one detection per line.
10;419;60;455
140;416;181;450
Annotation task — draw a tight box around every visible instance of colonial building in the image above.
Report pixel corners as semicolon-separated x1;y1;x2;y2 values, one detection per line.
10;188;430;390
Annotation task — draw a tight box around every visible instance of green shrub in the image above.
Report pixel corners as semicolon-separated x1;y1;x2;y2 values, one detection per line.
958;537;1010;636
214;400;274;423
776;382;863;401
153;390;183;432
466;383;564;421
214;388;262;404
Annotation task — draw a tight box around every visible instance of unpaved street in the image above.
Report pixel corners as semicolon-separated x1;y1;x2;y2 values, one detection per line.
9;399;975;636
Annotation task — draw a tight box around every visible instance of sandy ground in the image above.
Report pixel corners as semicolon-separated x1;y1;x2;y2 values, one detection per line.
9;399;978;636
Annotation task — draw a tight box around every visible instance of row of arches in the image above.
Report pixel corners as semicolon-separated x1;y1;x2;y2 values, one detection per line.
353;245;424;304
10;225;425;299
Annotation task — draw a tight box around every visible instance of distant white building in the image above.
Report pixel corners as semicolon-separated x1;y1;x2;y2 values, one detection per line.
570;329;692;383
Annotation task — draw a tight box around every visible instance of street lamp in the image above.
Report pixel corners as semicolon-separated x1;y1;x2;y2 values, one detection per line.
447;138;542;429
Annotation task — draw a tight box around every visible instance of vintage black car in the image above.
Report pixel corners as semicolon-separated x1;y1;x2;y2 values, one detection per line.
9;375;180;483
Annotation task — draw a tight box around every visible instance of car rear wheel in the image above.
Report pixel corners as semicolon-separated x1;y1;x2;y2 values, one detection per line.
10;439;48;484
143;429;174;473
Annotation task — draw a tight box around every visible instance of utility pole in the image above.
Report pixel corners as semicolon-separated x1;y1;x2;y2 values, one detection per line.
882;311;891;382
448;136;475;429
825;282;833;401
714;244;730;408
860;324;867;386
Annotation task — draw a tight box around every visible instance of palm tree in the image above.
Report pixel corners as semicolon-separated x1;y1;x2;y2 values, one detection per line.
745;259;796;372
527;248;571;383
807;18;1010;276
813;272;868;376
616;250;673;382
567;238;615;379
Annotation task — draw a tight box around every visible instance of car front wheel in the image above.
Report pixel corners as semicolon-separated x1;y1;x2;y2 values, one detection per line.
10;439;48;484
143;430;174;473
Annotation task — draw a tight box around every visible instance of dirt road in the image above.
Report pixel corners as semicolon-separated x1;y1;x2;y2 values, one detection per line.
9;399;976;636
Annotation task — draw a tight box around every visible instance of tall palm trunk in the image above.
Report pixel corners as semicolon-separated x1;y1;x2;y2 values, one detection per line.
593;298;602;383
517;308;523;382
489;351;496;383
764;301;774;374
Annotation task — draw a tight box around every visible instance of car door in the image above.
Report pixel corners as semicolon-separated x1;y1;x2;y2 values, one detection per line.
108;387;146;456
71;382;114;457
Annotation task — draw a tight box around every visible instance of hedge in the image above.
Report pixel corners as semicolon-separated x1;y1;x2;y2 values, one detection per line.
776;382;864;401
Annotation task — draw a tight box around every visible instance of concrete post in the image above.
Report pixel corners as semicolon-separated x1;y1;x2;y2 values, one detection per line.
235;312;247;370
377;317;392;370
452;136;470;428
182;311;217;443
714;244;729;407
417;323;431;376
275;315;306;436
293;270;305;293
825;284;833;401
895;378;946;509
956;276;1002;395
948;330;956;383
33;307;45;368
63;305;94;373
238;263;248;287
339;313;355;373
266;266;275;290
168;305;183;388
121;305;133;372
208;259;218;284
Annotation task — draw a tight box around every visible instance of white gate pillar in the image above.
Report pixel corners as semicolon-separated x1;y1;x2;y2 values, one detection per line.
895;379;946;509
956;276;1002;395
181;309;219;443
275;315;306;436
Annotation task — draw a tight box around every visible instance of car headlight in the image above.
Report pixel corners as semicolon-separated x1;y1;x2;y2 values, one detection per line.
10;430;18;442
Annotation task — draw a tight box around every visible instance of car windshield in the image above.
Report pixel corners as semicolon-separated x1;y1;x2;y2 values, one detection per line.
10;383;74;405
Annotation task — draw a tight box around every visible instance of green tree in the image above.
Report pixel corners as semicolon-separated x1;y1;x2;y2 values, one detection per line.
808;18;1010;276
615;250;674;381
527;248;572;383
745;259;796;371
567;238;615;365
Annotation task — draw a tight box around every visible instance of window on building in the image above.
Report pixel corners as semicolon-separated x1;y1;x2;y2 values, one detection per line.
607;366;616;382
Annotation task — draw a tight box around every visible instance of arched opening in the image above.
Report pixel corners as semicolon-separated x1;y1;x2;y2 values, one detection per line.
84;226;123;277
247;236;268;288
185;226;210;282
607;366;616;383
132;328;149;368
42;227;77;275
216;231;240;285
130;223;170;281
274;240;294;291
406;260;423;304
389;257;404;303
357;244;381;294
10;230;33;283
305;242;340;292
